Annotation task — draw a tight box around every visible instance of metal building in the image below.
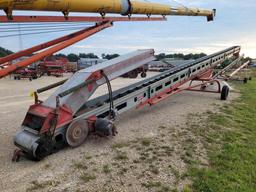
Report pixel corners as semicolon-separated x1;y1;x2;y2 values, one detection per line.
77;58;108;70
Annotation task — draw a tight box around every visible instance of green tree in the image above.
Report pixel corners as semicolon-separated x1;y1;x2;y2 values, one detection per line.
79;53;98;59
102;54;120;60
67;53;79;62
0;47;13;57
155;53;166;60
156;52;207;61
55;53;67;58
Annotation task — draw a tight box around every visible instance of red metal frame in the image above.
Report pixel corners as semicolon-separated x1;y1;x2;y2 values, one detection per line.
137;69;222;109
24;70;103;135
0;21;112;78
22;103;73;134
0;28;97;65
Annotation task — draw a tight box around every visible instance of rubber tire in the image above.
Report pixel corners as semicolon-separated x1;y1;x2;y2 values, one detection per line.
66;120;89;148
33;75;38;79
141;72;147;78
221;85;229;100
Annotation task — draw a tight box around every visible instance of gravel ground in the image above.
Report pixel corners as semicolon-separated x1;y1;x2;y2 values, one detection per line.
0;72;239;192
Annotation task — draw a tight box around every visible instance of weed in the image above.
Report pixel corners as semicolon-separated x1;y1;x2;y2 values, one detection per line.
112;142;130;149
141;138;152;147
73;162;88;170
79;172;96;183
133;159;140;164
114;151;128;161
141;181;162;189
149;164;159;175
159;125;167;129
169;165;180;180
27;180;59;191
103;164;111;174
84;154;92;160
183;185;191;192
119;167;128;175
43;163;51;169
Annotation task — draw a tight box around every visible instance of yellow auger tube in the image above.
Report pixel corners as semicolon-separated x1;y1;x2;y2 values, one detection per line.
0;0;215;21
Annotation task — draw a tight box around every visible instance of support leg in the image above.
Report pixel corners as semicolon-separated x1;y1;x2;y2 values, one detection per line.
12;149;24;162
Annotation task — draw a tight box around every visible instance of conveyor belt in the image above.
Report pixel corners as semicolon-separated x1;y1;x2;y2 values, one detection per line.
43;49;155;114
12;46;240;160
77;46;240;118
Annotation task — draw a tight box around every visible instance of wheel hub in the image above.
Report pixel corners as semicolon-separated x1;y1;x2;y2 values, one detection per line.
66;119;89;147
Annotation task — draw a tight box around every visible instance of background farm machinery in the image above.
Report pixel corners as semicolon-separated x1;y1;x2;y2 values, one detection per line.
38;56;68;77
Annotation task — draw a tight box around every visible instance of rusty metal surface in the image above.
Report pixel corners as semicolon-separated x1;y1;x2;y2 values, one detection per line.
66;119;89;147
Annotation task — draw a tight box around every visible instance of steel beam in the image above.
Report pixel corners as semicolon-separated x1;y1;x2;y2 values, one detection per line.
229;61;250;77
0;15;166;23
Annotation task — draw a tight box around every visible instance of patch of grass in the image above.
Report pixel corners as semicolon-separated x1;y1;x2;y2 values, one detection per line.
189;79;256;192
102;164;111;174
114;151;128;161
159;125;167;129
161;145;174;156
118;167;129;175
183;185;192;192
27;180;59;191
141;181;162;189
79;172;96;183
141;181;172;192
148;164;160;175
158;186;172;192
133;159;141;164
84;154;92;160
43;163;51;169
111;162;119;167
112;141;130;149
140;138;152;147
169;165;180;183
73;162;88;170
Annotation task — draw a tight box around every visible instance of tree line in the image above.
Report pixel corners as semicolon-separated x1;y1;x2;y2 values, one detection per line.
0;46;253;63
56;52;209;62
155;53;207;61
0;47;13;57
55;53;121;62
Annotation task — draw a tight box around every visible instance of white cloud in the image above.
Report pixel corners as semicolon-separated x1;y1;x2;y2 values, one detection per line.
0;0;256;59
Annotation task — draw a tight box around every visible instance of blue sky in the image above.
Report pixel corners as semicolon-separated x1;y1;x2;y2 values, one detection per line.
0;0;255;58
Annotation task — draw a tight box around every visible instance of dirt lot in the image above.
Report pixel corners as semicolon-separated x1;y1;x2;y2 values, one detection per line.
0;73;239;192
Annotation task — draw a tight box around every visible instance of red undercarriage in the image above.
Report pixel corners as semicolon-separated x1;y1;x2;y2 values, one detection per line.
137;69;221;109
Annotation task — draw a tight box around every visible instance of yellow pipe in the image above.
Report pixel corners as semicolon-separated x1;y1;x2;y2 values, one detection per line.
0;0;215;21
